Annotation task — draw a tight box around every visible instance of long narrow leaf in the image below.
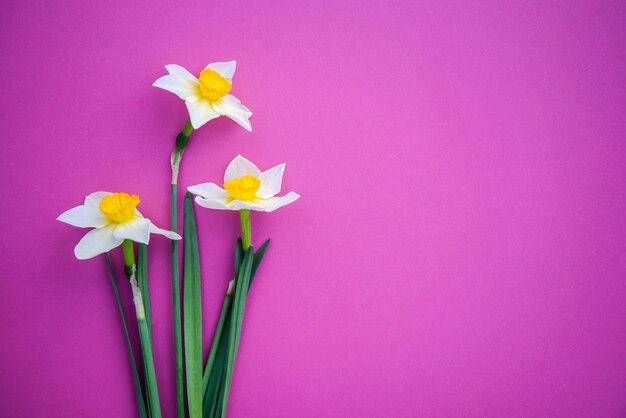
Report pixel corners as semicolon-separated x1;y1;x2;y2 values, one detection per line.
231;248;256;376
203;307;231;418
249;239;270;289
184;192;203;418
220;248;254;417
201;293;232;396
171;183;185;418
202;237;244;395
104;254;148;418
234;238;243;279
202;239;270;418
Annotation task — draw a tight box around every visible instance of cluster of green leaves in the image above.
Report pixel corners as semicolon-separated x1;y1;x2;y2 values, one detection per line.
200;238;269;418
105;192;269;418
183;193;270;418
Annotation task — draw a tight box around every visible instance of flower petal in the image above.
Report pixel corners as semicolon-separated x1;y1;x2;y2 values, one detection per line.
187;182;230;200
205;61;237;81
149;222;182;240
84;191;111;208
165;64;198;84
194;196;235;211
113;217;151;244
210;94;252;132
153;64;201;102
224;155;261;183
74;225;122;260
258;163;286;199
57;205;109;228
235;192;300;212
189;184;233;210
186;99;221;129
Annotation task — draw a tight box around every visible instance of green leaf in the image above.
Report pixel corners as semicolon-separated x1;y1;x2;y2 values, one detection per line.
249;239;270;289
220;247;254;417
104;254;148;418
184;192;203;418
234;238;243;278
202;238;244;398
201;293;232;399
202;239;271;418
171;183;185;418
203;308;231;418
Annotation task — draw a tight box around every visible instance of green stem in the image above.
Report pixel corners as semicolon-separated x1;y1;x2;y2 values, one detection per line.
121;239;162;418
137;244;153;342
171;119;193;418
138;316;162;418
104;254;148;418
239;209;251;250
121;239;135;277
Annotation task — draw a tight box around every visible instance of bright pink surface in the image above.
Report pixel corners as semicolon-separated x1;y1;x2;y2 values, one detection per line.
2;0;626;416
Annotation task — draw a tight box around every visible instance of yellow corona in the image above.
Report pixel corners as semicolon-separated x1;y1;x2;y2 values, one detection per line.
99;192;140;223
223;175;261;202
198;68;232;100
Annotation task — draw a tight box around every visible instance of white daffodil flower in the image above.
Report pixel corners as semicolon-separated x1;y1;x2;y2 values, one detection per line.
152;61;252;131
188;155;300;212
57;192;181;260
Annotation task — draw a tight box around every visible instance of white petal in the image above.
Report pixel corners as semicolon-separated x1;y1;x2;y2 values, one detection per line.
210;94;252;132
84;191;111;208
57;205;108;228
113;217;151;244
187;182;230;200
186;99;221;129
153;75;201;102
228;200;257;210
74;225;122;260
195;196;236;211
258;163;286;199
236;192;300;212
224;155;261;183
205;61;237;81
149;222;182;240
153;64;201;102
165;64;198;84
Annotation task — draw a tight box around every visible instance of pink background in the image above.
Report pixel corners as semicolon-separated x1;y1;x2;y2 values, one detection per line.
1;0;626;416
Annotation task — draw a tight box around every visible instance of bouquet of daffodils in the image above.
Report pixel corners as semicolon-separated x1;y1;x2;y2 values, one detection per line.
57;61;299;418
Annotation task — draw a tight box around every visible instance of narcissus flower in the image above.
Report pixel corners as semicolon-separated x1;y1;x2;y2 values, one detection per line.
57;192;181;259
188;155;300;212
153;61;252;131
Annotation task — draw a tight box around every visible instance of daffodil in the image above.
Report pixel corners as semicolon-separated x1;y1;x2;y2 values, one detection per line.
188;155;299;414
187;155;300;212
57;191;181;260
153;61;252;131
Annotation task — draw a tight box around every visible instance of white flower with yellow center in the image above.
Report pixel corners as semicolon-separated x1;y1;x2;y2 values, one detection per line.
152;61;252;131
188;155;300;212
57;192;181;260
